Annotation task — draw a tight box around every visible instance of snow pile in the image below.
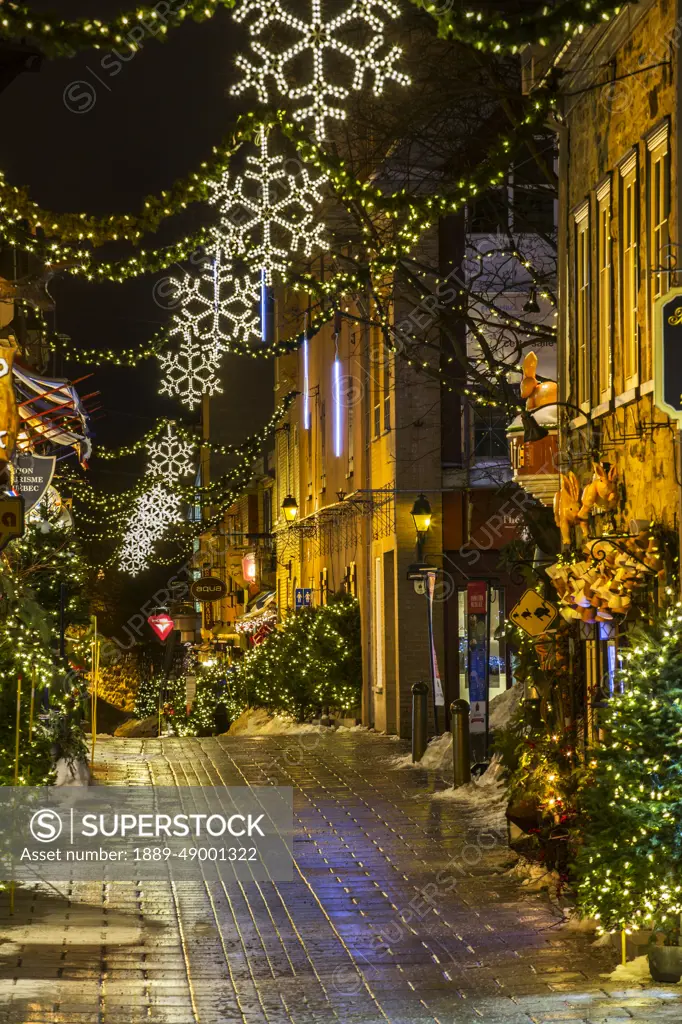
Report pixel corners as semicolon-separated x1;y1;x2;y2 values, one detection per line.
54;758;90;787
391;732;453;771
604;955;654;985
227;708;327;736
560;909;599;934
507;857;561;892
431;755;508;826
489;682;522;732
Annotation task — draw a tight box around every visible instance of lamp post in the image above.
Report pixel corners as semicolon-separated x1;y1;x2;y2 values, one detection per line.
406;494;443;734
410;493;432;560
281;495;298;523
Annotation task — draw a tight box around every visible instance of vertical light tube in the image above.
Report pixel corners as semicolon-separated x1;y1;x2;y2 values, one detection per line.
303;333;310;429
261;269;267;343
333;356;342;457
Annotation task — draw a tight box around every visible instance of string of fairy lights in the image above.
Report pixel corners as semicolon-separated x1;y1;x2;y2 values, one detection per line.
0;0;564;574
0;0;635;63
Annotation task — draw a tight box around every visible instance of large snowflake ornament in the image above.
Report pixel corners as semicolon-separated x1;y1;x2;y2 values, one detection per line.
158;328;223;410
147;423;196;484
118;482;183;576
231;0;411;141
208;126;328;284
170;252;262;351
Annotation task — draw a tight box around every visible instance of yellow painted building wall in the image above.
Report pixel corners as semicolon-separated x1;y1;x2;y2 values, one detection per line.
561;0;681;529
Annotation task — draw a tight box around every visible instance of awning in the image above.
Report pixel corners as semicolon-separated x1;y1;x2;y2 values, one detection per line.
13;363;92;465
244;590;276;616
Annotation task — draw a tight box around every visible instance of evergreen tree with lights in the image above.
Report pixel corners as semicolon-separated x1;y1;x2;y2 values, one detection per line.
574;603;682;941
0;499;91;783
234;593;362;720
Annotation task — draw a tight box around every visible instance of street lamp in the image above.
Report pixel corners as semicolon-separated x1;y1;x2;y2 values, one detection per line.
406;493;442;734
281;495;298;523
410;493;432;560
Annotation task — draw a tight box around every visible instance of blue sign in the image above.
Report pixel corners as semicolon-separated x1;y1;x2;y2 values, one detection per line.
295;588;313;609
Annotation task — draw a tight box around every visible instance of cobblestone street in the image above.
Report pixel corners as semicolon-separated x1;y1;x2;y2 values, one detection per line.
0;732;679;1024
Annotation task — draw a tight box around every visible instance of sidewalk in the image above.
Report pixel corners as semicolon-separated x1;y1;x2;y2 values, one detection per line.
0;731;678;1023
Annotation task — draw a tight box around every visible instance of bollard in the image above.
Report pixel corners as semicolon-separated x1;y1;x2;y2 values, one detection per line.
450;699;471;788
412;681;429;763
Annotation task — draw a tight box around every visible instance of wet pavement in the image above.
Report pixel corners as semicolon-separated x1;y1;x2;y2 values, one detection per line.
0;731;680;1023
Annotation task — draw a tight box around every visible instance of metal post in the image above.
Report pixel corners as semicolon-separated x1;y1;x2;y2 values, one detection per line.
424;571;440;736
13;674;22;784
451;699;471;788
411;681;429;763
90;616;98;770
59;582;67;660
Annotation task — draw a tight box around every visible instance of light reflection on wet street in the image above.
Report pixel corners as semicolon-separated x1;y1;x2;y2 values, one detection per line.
0;733;675;1023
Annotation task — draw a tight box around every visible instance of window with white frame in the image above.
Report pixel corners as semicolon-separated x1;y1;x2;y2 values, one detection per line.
596;180;612;404
620;154;639;390
574;202;590;408
648;125;670;321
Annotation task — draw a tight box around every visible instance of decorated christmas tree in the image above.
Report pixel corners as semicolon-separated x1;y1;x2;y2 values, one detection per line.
0;498;92;782
574;602;682;940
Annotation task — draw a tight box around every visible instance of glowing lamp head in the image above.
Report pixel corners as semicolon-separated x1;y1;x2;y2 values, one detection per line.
282;495;298;523
410;493;432;535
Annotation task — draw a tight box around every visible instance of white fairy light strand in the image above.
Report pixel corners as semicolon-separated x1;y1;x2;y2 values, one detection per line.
207;124;328;285
231;0;411;141
146;423;196;483
158;326;223;410
118;482;183;576
169;251;262;352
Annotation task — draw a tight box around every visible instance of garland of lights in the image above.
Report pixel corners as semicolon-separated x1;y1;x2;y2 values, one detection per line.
0;0;633;64
410;0;630;53
159;124;328;403
0;86;552;259
67;394;296;560
231;0;410;142
0;0;236;57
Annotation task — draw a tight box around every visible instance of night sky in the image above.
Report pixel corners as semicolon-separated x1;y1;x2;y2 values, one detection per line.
0;3;275;625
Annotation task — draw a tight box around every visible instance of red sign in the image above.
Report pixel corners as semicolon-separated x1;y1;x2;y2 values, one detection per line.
148;613;175;642
467;581;488;615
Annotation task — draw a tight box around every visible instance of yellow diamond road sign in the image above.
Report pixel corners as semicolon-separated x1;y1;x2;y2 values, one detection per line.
509;588;558;637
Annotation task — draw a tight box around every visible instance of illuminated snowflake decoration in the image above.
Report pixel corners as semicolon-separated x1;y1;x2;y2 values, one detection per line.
146;423;196;484
208;125;328;284
170;252;262;351
118;482;183;576
158;328;222;410
231;0;411;141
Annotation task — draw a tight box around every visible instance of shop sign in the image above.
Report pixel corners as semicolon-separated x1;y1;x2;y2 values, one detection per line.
147;613;175;641
13;453;56;512
190;576;227;602
655;288;682;421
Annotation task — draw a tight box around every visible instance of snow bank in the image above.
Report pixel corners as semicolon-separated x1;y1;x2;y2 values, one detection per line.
431;755;508;826
489;682;522;732
391;731;453;771
227;708;327;736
